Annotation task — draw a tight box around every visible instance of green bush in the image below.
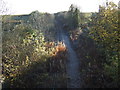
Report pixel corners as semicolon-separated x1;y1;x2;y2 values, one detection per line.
89;2;119;86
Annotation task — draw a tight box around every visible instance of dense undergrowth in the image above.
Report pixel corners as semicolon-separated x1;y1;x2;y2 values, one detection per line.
66;2;119;88
3;42;67;88
2;12;68;88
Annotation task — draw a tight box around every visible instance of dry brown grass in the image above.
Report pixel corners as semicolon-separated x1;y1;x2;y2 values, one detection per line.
51;42;66;56
55;42;66;52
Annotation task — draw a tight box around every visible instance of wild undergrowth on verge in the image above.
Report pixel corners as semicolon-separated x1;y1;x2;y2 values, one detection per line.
2;23;68;88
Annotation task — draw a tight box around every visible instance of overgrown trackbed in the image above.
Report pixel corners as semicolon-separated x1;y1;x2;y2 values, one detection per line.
55;21;81;88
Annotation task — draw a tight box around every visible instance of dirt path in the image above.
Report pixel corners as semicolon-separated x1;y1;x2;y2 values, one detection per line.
55;19;81;87
61;31;81;88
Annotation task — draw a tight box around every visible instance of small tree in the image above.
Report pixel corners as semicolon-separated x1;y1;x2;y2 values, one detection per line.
67;4;80;29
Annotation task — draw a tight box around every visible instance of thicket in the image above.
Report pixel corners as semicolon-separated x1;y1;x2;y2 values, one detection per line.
2;12;67;88
89;2;119;87
66;2;119;88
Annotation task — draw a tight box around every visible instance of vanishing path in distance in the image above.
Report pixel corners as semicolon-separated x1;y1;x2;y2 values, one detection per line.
55;20;81;88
